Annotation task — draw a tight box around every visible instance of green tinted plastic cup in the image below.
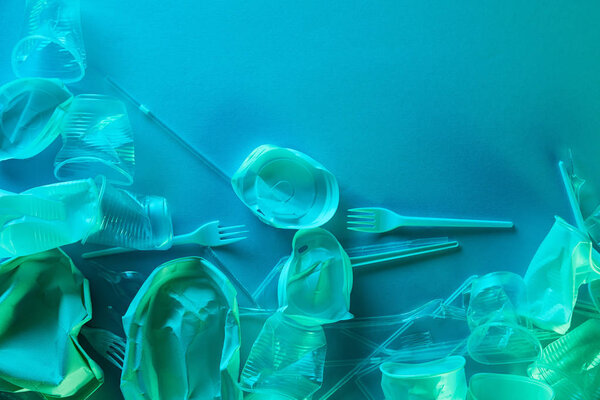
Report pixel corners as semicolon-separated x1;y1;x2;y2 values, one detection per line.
380;356;467;400
0;78;72;160
468;374;554;400
278;228;353;326
241;312;326;399
12;0;86;83
467;322;541;365
53;95;135;185
231;144;339;229
85;177;173;250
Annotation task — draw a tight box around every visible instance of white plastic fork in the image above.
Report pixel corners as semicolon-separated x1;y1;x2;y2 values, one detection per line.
82;220;248;258
347;207;513;233
81;326;126;370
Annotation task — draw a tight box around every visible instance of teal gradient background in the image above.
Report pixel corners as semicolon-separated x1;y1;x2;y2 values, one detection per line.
1;1;600;398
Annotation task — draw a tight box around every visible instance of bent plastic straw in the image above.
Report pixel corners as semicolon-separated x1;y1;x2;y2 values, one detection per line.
559;160;586;230
104;76;230;183
318;275;477;400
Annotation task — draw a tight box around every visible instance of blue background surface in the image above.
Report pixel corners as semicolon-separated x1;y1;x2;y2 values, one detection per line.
1;1;600;398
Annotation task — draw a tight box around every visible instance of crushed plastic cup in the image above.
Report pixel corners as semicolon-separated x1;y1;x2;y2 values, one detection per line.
0;179;102;258
240;311;326;399
523;216;600;334
12;0;86;83
278;228;353;326
0;78;72;160
379;356;468;400
85;177;173;250
528;319;600;400
0;249;103;399
54;95;135;185
589;280;600;313
121;257;242;400
231;144;339;229
467;322;541;365
467;373;554;400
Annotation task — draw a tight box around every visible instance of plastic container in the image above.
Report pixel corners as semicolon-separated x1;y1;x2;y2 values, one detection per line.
85;177;172;250
468;373;554;400
277;228;353;326
54;94;135;185
241;311;326;399
12;0;86;82
231;144;339;229
0;78;72;160
467;322;541;365
380;356;467;400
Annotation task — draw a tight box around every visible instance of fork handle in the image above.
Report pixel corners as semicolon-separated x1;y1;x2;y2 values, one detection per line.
400;216;513;229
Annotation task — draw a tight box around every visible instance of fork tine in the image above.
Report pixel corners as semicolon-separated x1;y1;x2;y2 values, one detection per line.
347;226;376;232
348;208;377;214
220;230;250;238
217;237;247;245
347;214;375;220
347;220;375;226
219;225;246;232
107;350;124;368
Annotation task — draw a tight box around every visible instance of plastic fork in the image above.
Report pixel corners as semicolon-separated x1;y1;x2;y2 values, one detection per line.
80;326;126;370
347;207;513;233
82;220;248;258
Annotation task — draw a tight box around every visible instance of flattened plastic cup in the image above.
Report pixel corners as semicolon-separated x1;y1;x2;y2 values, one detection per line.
529;319;600;400
467;374;554;400
0;78;72;160
523;216;600;334
380;356;467;400
231;144;339;229
0;179;102;258
54;95;135;185
85;177;173;250
241;311;326;399
12;0;86;83
278;228;353;326
121;257;241;400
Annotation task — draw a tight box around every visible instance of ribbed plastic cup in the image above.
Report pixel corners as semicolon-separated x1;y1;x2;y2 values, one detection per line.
380;356;467;400
12;0;86;83
85;178;172;250
468;374;554;400
241;312;326;399
0;179;102;258
0;78;72;161
54;95;135;185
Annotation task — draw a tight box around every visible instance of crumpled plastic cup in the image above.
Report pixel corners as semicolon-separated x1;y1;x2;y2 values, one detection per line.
0;78;72;160
466;272;541;365
241;311;326;399
528;319;600;400
380;356;468;400
121;257;242;400
0;179;102;258
467;373;554;400
85;177;173;250
278;228;353;326
523;216;600;334
54;95;135;185
231;144;339;229
12;0;87;83
0;249;103;399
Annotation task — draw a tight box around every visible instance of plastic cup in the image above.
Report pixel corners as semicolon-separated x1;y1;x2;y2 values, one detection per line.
467;322;541;365
241;312;326;399
278;228;353;326
467;373;554;400
0;179;102;258
380;356;468;400
0;78;72;160
231;144;339;229
12;0;86;83
54;95;135;185
85;178;172;250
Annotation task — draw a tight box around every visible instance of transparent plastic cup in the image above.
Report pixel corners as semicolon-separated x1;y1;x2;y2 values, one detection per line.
54;95;135;185
467;322;541;365
12;0;86;83
240;311;326;399
85;178;172;250
231;144;339;229
528;319;600;400
0;78;72;160
0;179;102;258
467;374;554;400
278;228;353;326
380;356;468;400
